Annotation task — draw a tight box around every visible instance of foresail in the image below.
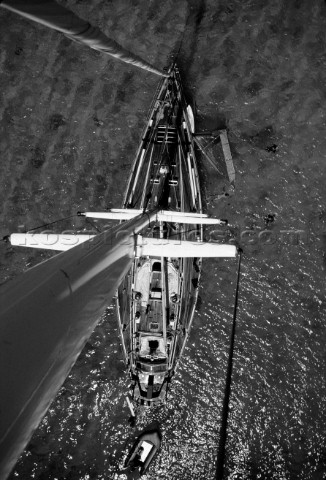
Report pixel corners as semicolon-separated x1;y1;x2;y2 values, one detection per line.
1;0;166;77
0;211;153;479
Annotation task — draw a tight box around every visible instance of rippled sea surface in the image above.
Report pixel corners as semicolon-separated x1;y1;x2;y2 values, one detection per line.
1;0;326;479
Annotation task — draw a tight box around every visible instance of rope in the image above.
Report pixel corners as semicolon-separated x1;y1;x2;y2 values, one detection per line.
84;216;101;233
215;249;242;480
24;214;78;233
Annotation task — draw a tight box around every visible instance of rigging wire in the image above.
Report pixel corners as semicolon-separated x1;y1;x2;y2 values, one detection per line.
23;214;78;233
215;249;242;480
84;216;102;233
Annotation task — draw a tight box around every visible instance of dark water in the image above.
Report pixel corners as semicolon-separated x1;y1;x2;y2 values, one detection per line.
1;0;326;479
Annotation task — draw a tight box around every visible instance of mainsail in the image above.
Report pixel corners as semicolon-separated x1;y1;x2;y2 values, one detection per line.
0;212;154;479
0;0;167;77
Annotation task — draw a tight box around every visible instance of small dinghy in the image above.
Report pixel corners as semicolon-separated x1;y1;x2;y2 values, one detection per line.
120;429;161;477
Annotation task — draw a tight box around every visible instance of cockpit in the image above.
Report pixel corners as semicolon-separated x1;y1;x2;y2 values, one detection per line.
139;336;166;362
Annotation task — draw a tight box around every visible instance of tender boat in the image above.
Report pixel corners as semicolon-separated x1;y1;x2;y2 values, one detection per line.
120;429;161;477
